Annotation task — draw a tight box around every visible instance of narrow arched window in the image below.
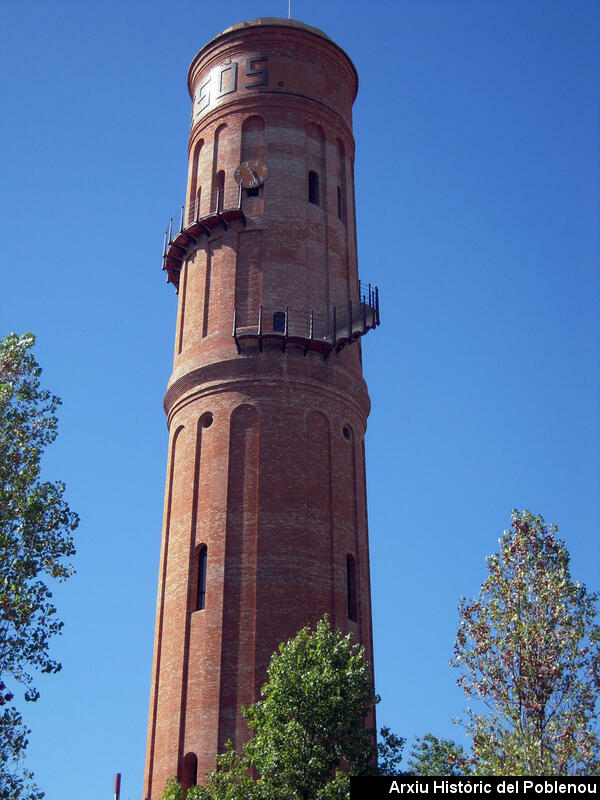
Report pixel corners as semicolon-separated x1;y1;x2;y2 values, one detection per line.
197;546;207;611
308;170;319;205
181;752;198;793
188;138;204;223
337;186;343;220
214;170;225;211
347;554;357;622
273;311;285;332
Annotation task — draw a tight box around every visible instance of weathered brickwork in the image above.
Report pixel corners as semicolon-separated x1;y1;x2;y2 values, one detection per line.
144;18;376;799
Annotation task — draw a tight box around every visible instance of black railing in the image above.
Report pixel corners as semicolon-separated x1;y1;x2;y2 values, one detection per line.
233;288;380;359
185;184;245;224
162;187;249;291
164;185;245;250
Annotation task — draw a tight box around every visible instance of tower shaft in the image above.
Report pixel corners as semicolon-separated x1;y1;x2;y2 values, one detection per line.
144;19;378;798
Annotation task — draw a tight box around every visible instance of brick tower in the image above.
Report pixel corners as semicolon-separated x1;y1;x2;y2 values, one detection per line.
144;18;380;798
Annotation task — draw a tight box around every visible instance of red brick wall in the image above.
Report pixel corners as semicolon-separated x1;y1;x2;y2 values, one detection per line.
144;19;375;799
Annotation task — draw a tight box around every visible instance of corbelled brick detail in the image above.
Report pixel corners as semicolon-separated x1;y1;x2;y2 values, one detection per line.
144;18;375;799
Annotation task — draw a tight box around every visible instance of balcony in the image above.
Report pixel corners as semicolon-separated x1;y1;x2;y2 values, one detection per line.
233;282;380;359
161;196;381;359
162;186;246;292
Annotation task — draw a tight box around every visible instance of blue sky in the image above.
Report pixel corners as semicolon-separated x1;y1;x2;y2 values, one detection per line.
1;1;599;797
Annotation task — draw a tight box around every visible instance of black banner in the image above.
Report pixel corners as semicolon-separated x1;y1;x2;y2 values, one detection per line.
350;777;599;799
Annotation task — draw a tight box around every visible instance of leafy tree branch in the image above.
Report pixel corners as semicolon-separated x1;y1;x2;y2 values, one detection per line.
0;333;79;799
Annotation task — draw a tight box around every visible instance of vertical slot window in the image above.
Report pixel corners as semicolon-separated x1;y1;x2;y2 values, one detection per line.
214;170;225;211
308;170;320;205
197;545;207;610
188;139;204;223
181;752;198;793
347;554;357;622
337;138;347;224
273;311;286;332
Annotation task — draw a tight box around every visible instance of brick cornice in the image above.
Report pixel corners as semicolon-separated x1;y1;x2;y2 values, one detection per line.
164;356;371;428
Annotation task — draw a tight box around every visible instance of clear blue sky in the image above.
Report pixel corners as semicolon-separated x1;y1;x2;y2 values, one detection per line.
1;1;599;797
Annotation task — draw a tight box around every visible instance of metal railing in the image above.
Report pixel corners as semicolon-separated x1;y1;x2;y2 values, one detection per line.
185;184;247;223
233;285;379;357
163;185;245;251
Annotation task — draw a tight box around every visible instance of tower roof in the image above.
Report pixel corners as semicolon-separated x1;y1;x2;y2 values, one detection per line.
220;17;332;41
187;17;358;98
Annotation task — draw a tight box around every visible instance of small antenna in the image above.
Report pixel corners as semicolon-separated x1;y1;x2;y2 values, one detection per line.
288;0;291;19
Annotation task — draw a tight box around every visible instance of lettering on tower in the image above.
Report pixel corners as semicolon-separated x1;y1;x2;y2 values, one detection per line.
193;55;270;121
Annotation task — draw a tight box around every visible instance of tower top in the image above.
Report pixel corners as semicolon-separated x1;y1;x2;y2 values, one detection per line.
187;17;358;100
221;17;332;41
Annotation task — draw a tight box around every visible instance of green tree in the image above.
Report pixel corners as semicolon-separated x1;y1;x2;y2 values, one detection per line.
0;333;79;799
376;727;406;776
162;776;185;800
186;743;261;800
453;509;600;775
407;734;469;776
165;616;384;800
243;615;377;799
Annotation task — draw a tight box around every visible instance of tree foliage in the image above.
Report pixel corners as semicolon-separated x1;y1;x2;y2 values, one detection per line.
162;776;184;800
453;509;600;775
164;616;383;800
0;333;79;799
186;743;261;800
241;616;377;798
376;727;406;776
407;734;469;776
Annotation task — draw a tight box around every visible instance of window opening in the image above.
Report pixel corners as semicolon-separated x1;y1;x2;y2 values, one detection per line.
181;753;198;792
197;546;207;610
308;170;320;205
214;170;225;211
347;554;357;621
273;311;286;332
199;412;213;428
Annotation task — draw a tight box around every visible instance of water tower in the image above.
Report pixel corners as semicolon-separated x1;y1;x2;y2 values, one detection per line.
144;18;380;797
